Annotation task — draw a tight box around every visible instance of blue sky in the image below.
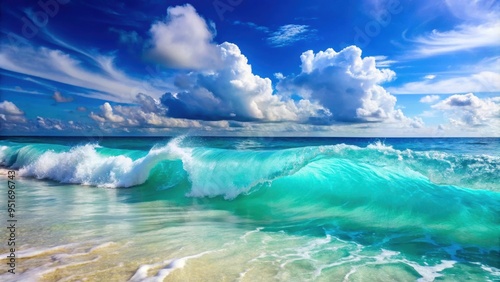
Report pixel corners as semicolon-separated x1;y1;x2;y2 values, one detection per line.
0;0;499;136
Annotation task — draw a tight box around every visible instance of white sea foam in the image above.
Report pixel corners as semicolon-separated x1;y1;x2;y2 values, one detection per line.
0;241;115;282
239;227;264;244
129;250;214;282
410;260;456;282
0;243;78;259
16;137;189;188
343;267;358;282
480;265;500;276
234;140;263;150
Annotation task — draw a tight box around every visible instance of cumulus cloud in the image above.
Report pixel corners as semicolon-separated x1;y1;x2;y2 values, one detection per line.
0;100;94;134
91;103;125;123
36;117;64;131
0;101;27;125
141;5;418;127
277;46;418;126
89;93;224;129
147;4;221;69
52;91;74;103
0;101;24;115
161;42;324;122
432;93;500;127
420;95;440;103
0;100;27;127
140;5;419;130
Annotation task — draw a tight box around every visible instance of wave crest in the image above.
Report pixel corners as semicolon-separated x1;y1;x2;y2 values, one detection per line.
15;137;187;187
0;138;498;195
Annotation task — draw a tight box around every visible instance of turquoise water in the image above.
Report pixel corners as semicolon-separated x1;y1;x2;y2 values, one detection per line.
0;137;499;281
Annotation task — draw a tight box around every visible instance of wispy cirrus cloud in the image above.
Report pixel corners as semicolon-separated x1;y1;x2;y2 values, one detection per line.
0;44;165;103
267;24;315;47
233;21;315;47
405;0;500;58
372;56;397;67
233;21;270;33
409;21;500;58
390;56;500;94
389;71;500;94
444;0;499;22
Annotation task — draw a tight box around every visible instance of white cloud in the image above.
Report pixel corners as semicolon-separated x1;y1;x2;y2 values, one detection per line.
161;42;324;122
410;21;500;58
372;56;397;67
432;93;500;128
419;110;437;118
143;5;326;123
267;24;315;47
0;101;24;115
468;56;500;73
274;72;285;79
52;91;73;103
408;0;500;59
233;21;315;48
0;45;163;103
147;4;221;69
363;0;403;19
233;21;270;33
444;0;499;22
390;56;499;95
93;103;126;123
277;46;419;126
36;117;64;131
0;100;93;133
389;71;500;94
89;94;222;129
0;100;27;128
420;95;440;103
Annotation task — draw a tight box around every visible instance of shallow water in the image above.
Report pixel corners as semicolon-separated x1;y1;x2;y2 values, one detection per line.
0;137;499;281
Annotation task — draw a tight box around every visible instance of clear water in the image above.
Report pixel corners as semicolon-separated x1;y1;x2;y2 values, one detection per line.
0;136;499;281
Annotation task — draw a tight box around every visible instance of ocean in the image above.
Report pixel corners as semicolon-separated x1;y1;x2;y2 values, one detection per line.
0;136;498;281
